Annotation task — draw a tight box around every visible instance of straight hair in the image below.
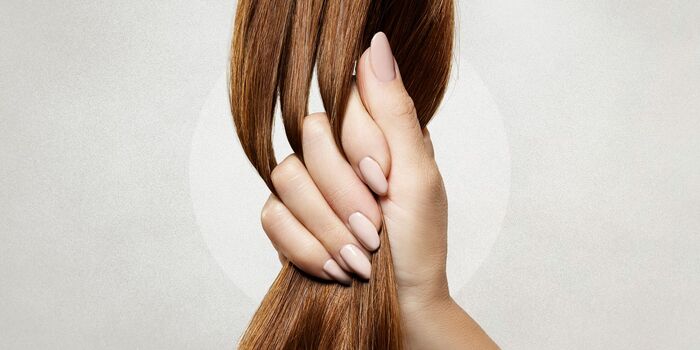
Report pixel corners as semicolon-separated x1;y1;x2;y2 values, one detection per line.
229;0;454;348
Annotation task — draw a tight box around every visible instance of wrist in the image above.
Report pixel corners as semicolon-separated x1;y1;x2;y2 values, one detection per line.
399;292;458;349
398;281;452;324
399;294;499;350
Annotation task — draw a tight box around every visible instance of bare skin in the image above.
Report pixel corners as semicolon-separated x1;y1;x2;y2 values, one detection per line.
260;33;499;349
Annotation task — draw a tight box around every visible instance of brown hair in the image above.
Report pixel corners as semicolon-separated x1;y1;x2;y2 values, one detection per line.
229;0;454;348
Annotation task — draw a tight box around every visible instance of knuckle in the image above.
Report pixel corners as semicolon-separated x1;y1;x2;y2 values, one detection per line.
270;155;304;189
388;93;422;137
314;221;350;248
306;112;328;120
302;113;330;142
317;221;343;240
390;92;418;120
323;182;355;209
260;199;286;233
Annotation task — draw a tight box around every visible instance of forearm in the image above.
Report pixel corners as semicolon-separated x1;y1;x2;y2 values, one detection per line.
401;296;499;350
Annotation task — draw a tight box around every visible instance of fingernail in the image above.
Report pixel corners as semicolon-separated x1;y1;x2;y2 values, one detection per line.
369;32;396;82
359;157;388;195
349;212;380;251
340;244;372;279
323;259;352;285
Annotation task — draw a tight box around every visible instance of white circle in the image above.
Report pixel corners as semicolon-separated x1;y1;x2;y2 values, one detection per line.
188;62;510;302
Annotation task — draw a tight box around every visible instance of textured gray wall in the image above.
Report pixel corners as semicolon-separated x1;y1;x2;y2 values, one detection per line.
1;1;698;349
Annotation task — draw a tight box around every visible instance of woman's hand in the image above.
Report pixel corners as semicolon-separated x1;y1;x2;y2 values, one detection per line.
260;32;498;349
260;32;448;303
260;34;448;305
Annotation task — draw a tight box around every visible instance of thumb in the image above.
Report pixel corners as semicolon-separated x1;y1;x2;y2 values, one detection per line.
356;32;430;173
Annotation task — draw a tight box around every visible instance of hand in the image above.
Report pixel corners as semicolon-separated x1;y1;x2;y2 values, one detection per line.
260;33;498;349
260;32;448;308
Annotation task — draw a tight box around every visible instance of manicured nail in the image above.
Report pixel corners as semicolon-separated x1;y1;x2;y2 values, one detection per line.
370;32;396;82
349;212;380;251
323;259;352;285
359;157;388;195
340;244;372;279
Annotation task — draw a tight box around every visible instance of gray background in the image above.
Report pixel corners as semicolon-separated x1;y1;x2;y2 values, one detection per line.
1;0;699;349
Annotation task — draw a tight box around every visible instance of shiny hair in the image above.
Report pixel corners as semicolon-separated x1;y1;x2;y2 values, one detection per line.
229;0;454;348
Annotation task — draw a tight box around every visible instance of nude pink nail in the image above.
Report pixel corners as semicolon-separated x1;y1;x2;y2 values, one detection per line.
349;212;380;251
359;157;388;195
340;244;372;279
323;259;352;285
369;32;396;82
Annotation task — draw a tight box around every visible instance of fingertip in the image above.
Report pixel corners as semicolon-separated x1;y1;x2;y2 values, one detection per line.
340;244;372;280
323;259;353;285
369;32;396;82
292;256;336;283
359;157;388;196
348;212;380;251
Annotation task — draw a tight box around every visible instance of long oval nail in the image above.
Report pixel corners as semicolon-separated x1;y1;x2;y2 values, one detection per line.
349;212;380;251
359;157;388;195
340;244;372;279
323;259;352;285
369;32;396;82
